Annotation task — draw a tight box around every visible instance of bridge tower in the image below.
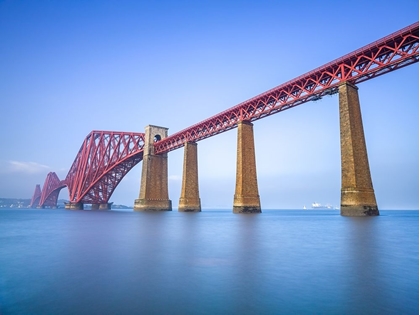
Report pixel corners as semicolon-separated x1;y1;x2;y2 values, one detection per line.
233;120;261;213
134;125;172;211
339;82;379;216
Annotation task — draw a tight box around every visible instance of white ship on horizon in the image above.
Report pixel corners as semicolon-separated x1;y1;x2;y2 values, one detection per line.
312;202;336;209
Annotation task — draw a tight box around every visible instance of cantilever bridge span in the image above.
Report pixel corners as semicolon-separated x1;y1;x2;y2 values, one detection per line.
31;22;418;215
32;131;145;208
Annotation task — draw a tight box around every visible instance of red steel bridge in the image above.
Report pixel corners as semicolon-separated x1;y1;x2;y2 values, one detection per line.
30;22;419;208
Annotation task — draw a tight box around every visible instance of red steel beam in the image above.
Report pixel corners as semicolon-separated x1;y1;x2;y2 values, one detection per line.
39;172;66;207
154;22;419;154
65;131;145;204
29;184;42;208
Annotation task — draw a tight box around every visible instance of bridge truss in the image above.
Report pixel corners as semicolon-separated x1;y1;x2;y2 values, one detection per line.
154;22;419;154
39;172;66;208
31;22;418;207
29;184;41;208
65;131;145;204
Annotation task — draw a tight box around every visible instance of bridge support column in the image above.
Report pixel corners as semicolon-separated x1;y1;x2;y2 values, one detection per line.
65;202;84;210
178;142;201;212
233;120;261;213
99;202;113;210
339;82;379;216
91;203;112;210
134;125;172;211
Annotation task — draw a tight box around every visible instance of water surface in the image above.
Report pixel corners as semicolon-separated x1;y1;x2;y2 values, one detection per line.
0;209;418;314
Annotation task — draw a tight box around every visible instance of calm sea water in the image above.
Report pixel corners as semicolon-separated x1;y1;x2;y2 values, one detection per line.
0;208;418;315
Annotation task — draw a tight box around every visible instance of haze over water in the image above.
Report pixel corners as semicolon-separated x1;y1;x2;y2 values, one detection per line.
0;208;418;314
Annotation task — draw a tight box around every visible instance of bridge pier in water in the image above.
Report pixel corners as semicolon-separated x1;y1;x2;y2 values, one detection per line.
91;203;113;210
233;120;261;213
178;142;201;212
339;82;379;216
65;202;84;210
134;125;172;211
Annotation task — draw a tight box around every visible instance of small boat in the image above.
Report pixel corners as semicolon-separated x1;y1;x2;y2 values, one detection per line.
312;202;323;209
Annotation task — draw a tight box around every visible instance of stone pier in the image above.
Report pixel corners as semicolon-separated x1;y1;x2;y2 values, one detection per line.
339;82;379;216
233;120;261;213
99;202;113;210
178;142;201;212
65;202;84;210
91;203;113;210
134;125;172;211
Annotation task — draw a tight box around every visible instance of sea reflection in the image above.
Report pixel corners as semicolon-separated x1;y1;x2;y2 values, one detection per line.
0;209;418;314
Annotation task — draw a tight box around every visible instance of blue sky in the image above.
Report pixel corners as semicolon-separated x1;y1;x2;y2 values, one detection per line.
0;0;418;209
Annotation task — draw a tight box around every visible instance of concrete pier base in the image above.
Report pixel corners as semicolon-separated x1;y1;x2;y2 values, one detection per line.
233;120;261;213
134;125;172;211
178;142;201;212
99;202;113;210
134;199;172;211
339;82;379;216
65;202;84;210
92;203;113;210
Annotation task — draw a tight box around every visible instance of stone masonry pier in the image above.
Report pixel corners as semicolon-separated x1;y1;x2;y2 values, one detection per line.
233;120;261;213
339;82;379;216
178;141;201;212
134;125;172;211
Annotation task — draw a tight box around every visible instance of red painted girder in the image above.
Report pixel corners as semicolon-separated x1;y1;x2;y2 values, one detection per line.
29;184;41;208
65;131;145;204
154;22;419;154
39;172;66;207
